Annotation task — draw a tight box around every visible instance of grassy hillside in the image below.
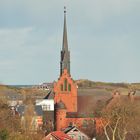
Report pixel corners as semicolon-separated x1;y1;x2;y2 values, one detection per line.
76;79;140;91
0;84;49;101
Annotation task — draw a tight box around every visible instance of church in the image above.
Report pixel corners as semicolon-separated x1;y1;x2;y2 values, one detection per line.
52;7;97;134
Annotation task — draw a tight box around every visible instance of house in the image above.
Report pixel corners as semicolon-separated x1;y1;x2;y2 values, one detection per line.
64;126;91;140
42;131;74;140
36;99;54;111
35;99;55;131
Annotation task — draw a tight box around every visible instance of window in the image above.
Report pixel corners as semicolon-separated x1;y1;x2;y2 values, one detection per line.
47;105;51;110
64;78;67;91
68;84;71;91
42;105;51;111
60;84;63;91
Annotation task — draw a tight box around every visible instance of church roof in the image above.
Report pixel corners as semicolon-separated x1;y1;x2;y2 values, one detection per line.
78;88;111;96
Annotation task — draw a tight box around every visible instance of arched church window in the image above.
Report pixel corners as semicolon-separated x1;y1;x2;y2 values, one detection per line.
60;84;63;91
64;78;67;91
68;84;71;91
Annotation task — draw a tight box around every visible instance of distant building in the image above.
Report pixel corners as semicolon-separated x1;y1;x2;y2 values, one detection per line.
8;100;23;107
6;91;24;108
35;83;50;90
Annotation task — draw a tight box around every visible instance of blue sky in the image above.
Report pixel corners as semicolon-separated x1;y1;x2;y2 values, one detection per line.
0;0;140;85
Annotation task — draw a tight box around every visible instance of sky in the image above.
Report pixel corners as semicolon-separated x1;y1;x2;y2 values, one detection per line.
0;0;140;85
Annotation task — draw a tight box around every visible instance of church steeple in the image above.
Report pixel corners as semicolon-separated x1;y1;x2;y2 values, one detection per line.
60;7;70;76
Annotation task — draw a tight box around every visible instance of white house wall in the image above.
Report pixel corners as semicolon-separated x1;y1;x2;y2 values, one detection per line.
36;99;54;111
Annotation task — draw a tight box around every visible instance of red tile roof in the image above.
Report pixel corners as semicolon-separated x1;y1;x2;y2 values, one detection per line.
51;131;73;140
51;131;74;140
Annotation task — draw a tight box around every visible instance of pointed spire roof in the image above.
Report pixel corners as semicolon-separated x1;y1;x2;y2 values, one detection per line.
60;7;70;76
62;6;68;52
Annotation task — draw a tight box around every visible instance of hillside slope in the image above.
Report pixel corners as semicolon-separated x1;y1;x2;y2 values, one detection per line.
76;79;140;95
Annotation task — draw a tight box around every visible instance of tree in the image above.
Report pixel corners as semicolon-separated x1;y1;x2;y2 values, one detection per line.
99;102;140;140
0;129;9;140
0;96;21;139
0;92;44;140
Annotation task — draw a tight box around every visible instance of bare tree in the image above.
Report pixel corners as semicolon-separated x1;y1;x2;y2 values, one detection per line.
99;102;140;140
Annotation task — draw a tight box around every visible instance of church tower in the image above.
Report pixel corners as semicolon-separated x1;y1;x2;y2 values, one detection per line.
60;7;70;76
54;7;77;113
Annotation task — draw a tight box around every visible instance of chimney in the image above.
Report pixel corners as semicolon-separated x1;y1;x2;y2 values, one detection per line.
128;90;136;102
113;90;121;99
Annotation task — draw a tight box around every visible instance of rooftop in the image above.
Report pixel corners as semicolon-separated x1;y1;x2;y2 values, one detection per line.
43;131;74;140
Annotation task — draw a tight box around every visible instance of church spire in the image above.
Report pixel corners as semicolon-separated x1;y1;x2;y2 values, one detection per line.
60;7;70;76
62;6;68;52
